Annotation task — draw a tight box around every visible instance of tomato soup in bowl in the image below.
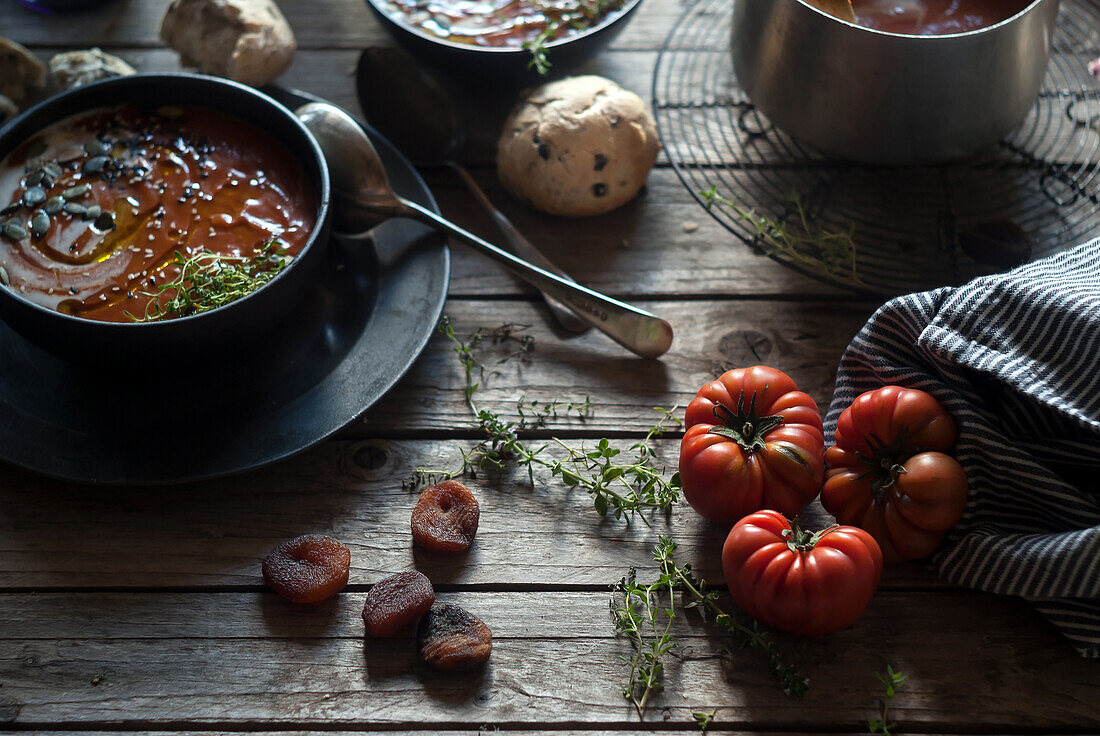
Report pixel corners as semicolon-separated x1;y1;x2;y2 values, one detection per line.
363;0;644;79
0;74;330;361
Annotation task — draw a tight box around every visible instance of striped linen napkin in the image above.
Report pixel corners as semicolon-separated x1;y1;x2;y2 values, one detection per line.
825;239;1100;656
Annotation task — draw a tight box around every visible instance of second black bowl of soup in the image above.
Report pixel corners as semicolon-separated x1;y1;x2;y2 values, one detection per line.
363;0;644;79
0;73;331;362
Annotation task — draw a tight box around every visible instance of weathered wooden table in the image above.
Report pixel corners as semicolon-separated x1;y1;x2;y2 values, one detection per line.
1;1;1097;733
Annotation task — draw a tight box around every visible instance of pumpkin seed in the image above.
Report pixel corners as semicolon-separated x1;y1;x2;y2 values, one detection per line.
2;219;28;241
0;265;9;287
63;202;87;216
62;184;89;199
44;196;64;215
83;204;102;221
57;145;84;162
26;170;44;186
0;202;19;216
83;155;109;174
84;138;106;156
22;186;46;207
30;211;49;239
43;162;63;182
94;210;115;231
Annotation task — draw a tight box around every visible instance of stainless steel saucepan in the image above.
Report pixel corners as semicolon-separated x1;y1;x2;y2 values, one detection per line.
731;0;1060;164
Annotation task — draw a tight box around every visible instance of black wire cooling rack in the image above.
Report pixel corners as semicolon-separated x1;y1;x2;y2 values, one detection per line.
653;0;1100;295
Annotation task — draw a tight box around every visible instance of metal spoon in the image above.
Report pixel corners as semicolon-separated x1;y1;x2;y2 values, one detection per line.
356;48;589;333
296;102;673;359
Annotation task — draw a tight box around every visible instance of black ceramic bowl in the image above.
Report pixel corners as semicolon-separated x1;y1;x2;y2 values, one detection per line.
0;73;331;363
363;0;644;80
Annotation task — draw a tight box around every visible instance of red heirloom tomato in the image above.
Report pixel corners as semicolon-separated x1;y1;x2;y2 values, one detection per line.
822;386;969;563
679;366;825;524
722;510;882;635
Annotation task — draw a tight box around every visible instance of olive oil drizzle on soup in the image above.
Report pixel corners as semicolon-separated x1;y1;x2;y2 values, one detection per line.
0;106;315;323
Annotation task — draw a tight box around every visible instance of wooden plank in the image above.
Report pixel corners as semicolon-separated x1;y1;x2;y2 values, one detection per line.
361;298;875;433
0;591;1095;729
0;437;942;590
435;168;844;299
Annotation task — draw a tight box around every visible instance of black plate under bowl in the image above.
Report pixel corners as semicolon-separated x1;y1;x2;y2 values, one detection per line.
0;87;450;484
363;0;644;81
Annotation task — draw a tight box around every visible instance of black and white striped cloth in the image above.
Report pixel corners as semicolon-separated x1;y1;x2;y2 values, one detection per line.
825;240;1100;657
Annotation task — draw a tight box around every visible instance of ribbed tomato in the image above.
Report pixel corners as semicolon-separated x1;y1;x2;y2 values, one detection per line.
822;386;969;563
722;510;882;635
679;366;824;524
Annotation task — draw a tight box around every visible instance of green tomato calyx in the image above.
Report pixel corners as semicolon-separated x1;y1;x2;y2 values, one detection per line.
782;517;839;553
707;390;784;453
854;428;913;500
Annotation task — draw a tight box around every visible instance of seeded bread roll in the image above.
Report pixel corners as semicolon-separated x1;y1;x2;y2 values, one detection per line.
160;0;296;87
497;75;660;218
50;49;136;91
0;37;47;106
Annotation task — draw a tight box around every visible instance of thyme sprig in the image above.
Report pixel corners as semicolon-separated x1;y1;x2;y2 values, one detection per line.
868;665;907;735
701;186;861;285
128;239;289;321
612;537;808;719
406;319;681;520
523;26;555;75
612;566;677;715
548;406;682;519
523;0;626;75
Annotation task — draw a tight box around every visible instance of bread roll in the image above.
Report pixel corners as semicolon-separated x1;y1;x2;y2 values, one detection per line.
497;75;660;217
50;48;136;91
160;0;296;87
0;37;47;105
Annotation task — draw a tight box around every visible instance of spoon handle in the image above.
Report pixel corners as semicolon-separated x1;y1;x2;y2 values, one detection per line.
447;162;590;334
399;198;673;359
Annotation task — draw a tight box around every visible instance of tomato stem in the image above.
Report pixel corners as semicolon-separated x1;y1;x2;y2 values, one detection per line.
781;517;839;553
707;390;784;453
854;429;914;501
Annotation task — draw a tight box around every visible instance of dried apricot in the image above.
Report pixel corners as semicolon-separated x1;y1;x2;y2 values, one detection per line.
261;534;350;604
362;570;435;636
417;602;492;671
411;480;480;553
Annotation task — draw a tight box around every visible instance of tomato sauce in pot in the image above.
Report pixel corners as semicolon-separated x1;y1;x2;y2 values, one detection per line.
850;0;1032;35
0;106;315;323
